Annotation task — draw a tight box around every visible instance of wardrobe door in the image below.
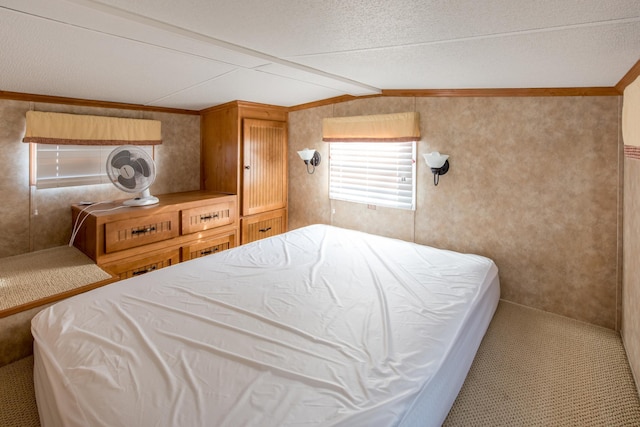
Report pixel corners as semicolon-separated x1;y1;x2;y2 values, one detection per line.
242;119;287;216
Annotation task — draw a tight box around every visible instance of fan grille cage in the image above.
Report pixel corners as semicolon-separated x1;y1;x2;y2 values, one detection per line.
106;146;156;194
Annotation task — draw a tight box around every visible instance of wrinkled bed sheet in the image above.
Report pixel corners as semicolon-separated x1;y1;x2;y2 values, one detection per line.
32;224;499;427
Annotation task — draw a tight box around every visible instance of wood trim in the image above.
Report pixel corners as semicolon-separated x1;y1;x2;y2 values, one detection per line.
288;87;620;111
288;95;373;112
0;276;118;319
0;90;200;115
616;59;640;93
381;87;619;97
200;99;289;116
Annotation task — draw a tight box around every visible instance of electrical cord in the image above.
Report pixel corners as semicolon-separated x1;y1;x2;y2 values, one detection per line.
68;202;126;247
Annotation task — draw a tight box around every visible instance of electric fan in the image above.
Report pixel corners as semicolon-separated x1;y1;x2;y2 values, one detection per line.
106;146;159;206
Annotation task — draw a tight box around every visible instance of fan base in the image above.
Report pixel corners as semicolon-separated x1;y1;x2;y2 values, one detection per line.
123;196;160;207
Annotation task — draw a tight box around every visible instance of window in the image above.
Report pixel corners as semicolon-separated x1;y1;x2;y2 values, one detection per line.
329;141;416;210
32;144;153;189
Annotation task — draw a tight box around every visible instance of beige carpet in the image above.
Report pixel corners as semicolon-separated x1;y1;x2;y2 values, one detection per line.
444;301;640;426
1;301;639;426
0;246;112;311
0;356;39;427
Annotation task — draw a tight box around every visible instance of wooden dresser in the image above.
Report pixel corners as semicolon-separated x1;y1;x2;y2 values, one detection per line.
71;191;238;279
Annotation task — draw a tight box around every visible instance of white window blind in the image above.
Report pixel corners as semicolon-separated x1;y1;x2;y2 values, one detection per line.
329;141;416;210
33;144;153;189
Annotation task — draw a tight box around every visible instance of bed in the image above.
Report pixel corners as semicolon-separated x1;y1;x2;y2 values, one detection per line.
32;224;500;426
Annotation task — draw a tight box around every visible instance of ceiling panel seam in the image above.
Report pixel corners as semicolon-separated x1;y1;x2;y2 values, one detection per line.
287;16;640;58
64;0;380;95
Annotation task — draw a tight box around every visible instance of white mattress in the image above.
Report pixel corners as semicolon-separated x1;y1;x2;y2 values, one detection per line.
32;224;499;427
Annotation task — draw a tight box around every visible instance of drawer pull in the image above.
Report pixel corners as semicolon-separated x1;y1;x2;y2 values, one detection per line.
258;227;272;233
200;248;220;256
131;226;156;235
200;213;219;221
133;265;157;276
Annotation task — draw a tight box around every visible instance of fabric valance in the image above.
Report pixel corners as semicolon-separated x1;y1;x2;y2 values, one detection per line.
322;112;420;142
22;111;162;145
623;76;640;159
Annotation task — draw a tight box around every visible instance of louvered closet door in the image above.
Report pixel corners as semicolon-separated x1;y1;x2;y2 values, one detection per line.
242;119;287;216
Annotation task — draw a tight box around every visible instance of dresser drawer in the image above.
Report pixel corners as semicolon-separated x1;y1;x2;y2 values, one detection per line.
181;232;237;261
182;201;235;235
105;212;179;253
102;249;180;280
241;209;286;244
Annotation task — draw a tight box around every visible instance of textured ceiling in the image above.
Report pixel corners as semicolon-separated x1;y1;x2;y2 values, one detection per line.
0;0;639;110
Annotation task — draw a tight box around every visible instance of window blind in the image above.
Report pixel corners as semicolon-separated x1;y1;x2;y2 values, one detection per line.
34;144;153;189
329;142;416;210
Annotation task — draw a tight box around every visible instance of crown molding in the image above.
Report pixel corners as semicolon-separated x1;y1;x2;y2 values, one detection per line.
0;91;200;115
381;87;619;97
616;59;640;93
199;99;289;115
287;87;620;111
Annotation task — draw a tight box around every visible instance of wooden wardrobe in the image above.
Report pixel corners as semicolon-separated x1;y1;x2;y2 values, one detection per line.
201;101;288;244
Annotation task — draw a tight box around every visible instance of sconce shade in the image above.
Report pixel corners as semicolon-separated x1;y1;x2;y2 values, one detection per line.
297;148;321;174
297;148;316;161
423;151;449;169
423;151;450;186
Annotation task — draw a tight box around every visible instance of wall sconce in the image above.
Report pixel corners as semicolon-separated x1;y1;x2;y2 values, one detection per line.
423;151;449;186
297;148;321;174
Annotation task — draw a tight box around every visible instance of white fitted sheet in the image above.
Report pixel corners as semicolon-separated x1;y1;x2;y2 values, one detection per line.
32;224;499;427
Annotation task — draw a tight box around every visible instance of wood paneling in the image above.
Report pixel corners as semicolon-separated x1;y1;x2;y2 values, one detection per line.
201;101;288;243
201;104;240;193
241;208;287;244
242;119;287;216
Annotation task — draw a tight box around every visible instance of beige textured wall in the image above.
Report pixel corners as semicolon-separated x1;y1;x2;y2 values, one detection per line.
622;76;640;390
0;99;201;257
624;158;640;387
289;96;621;329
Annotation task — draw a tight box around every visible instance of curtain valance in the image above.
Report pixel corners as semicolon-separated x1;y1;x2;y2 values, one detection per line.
322;112;420;142
623;76;640;159
22;111;162;145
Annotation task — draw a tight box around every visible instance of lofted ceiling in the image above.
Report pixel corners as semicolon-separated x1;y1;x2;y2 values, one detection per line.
0;0;639;111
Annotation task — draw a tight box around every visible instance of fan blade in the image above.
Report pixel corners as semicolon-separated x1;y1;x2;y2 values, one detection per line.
111;150;131;169
132;158;151;177
117;174;137;190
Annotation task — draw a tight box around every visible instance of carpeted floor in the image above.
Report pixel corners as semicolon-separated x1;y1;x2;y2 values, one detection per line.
0;356;39;427
0;246;112;311
444;301;640;426
1;300;639;426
